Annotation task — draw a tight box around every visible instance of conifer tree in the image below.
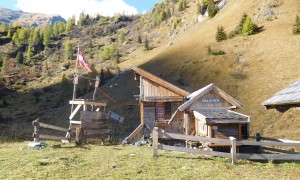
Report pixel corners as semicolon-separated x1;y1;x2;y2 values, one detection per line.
1;23;7;32
144;38;149;51
138;35;142;44
15;51;23;64
26;45;33;60
7;31;12;38
1;56;8;72
118;32;125;44
64;39;73;60
216;26;227;42
238;13;248;34
43;25;52;47
242;16;255;36
293;15;300;35
66;15;75;33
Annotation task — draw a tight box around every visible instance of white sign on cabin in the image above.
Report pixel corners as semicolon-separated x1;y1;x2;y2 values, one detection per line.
200;98;222;103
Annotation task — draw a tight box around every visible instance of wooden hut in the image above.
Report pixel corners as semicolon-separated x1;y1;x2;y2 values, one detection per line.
263;78;300;112
123;67;190;143
171;83;250;146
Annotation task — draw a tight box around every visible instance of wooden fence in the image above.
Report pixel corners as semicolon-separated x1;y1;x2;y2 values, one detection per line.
32;118;68;142
152;127;300;164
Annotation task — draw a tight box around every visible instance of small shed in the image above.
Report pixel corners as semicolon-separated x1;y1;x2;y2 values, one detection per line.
263;78;300;112
173;83;250;146
124;67;190;143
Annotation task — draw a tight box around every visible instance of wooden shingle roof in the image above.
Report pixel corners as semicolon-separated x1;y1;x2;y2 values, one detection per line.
132;67;189;97
263;78;300;108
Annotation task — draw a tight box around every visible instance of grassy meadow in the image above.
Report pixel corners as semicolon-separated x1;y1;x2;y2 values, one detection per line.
0;141;300;179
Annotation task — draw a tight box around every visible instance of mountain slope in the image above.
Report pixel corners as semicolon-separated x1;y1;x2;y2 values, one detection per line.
0;7;65;26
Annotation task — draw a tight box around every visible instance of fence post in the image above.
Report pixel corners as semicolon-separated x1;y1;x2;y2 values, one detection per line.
153;127;159;157
32;118;40;142
230;136;237;164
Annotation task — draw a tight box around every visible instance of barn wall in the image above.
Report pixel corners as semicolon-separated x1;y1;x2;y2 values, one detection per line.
142;78;181;98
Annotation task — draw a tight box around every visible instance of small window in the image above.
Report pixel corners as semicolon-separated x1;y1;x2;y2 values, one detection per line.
165;102;172;119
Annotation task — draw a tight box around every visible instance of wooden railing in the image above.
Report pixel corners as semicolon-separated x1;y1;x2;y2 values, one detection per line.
152;127;300;164
32;118;68;142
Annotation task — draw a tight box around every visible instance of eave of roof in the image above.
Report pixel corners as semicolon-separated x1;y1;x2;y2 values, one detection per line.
132;66;190;97
263;78;300;107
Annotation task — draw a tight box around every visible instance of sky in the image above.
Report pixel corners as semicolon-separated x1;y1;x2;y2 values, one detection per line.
0;0;160;19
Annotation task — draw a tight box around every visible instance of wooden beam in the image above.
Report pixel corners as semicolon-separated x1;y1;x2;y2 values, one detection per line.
69;100;107;107
39;122;68;132
153;127;159;157
69;105;82;120
159;144;230;158
140;102;144;125
40;134;68;140
237;153;300;161
230;137;237;164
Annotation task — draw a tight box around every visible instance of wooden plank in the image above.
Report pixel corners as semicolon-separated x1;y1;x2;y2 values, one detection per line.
145;96;183;101
84;129;110;137
80;111;109;124
32;118;40;142
159;131;231;145
263;147;300;154
124;124;144;143
153;127;159;157
40;134;68;140
70;120;81;125
69;105;82;120
81;122;109;129
230;137;237;164
237;153;300;161
236;141;300;146
39;122;68;132
159;144;231;158
140;102;144;125
69;100;107;107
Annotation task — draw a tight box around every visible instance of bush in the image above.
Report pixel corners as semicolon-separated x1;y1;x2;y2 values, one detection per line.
144;39;150;51
238;13;248;34
293;15;300;35
100;44;116;60
242;16;255;36
208;1;218;18
207;46;225;55
216;26;227;42
173;18;181;29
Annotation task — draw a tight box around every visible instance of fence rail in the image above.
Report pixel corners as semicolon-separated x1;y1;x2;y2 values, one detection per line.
32;118;68;142
152;127;300;164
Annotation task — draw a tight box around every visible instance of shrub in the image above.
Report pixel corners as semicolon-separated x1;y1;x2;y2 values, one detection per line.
100;44;116;60
64;39;73;60
293;15;300;35
216;26;227;42
207;46;225;55
242;16;255;36
1;56;8;72
208;1;218;18
173;17;181;29
238;13;248;34
118;32;125;44
144;39;150;51
15;51;23;64
138;35;142;44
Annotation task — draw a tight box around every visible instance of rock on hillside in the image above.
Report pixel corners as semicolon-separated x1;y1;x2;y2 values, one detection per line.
0;7;65;26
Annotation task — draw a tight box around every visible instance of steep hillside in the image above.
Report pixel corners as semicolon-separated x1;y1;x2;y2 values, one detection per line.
0;0;300;141
127;0;300;139
0;7;65;26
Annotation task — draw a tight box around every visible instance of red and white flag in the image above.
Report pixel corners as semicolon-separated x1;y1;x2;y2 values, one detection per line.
77;49;92;73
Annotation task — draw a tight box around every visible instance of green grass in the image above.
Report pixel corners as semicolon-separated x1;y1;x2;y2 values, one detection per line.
0;141;300;179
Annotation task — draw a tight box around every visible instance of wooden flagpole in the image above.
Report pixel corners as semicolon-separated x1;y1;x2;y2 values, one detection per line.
71;44;79;113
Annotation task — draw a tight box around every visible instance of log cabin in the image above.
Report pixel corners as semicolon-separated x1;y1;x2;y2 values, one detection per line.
171;83;250;146
123;67;190;143
263;78;300;112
